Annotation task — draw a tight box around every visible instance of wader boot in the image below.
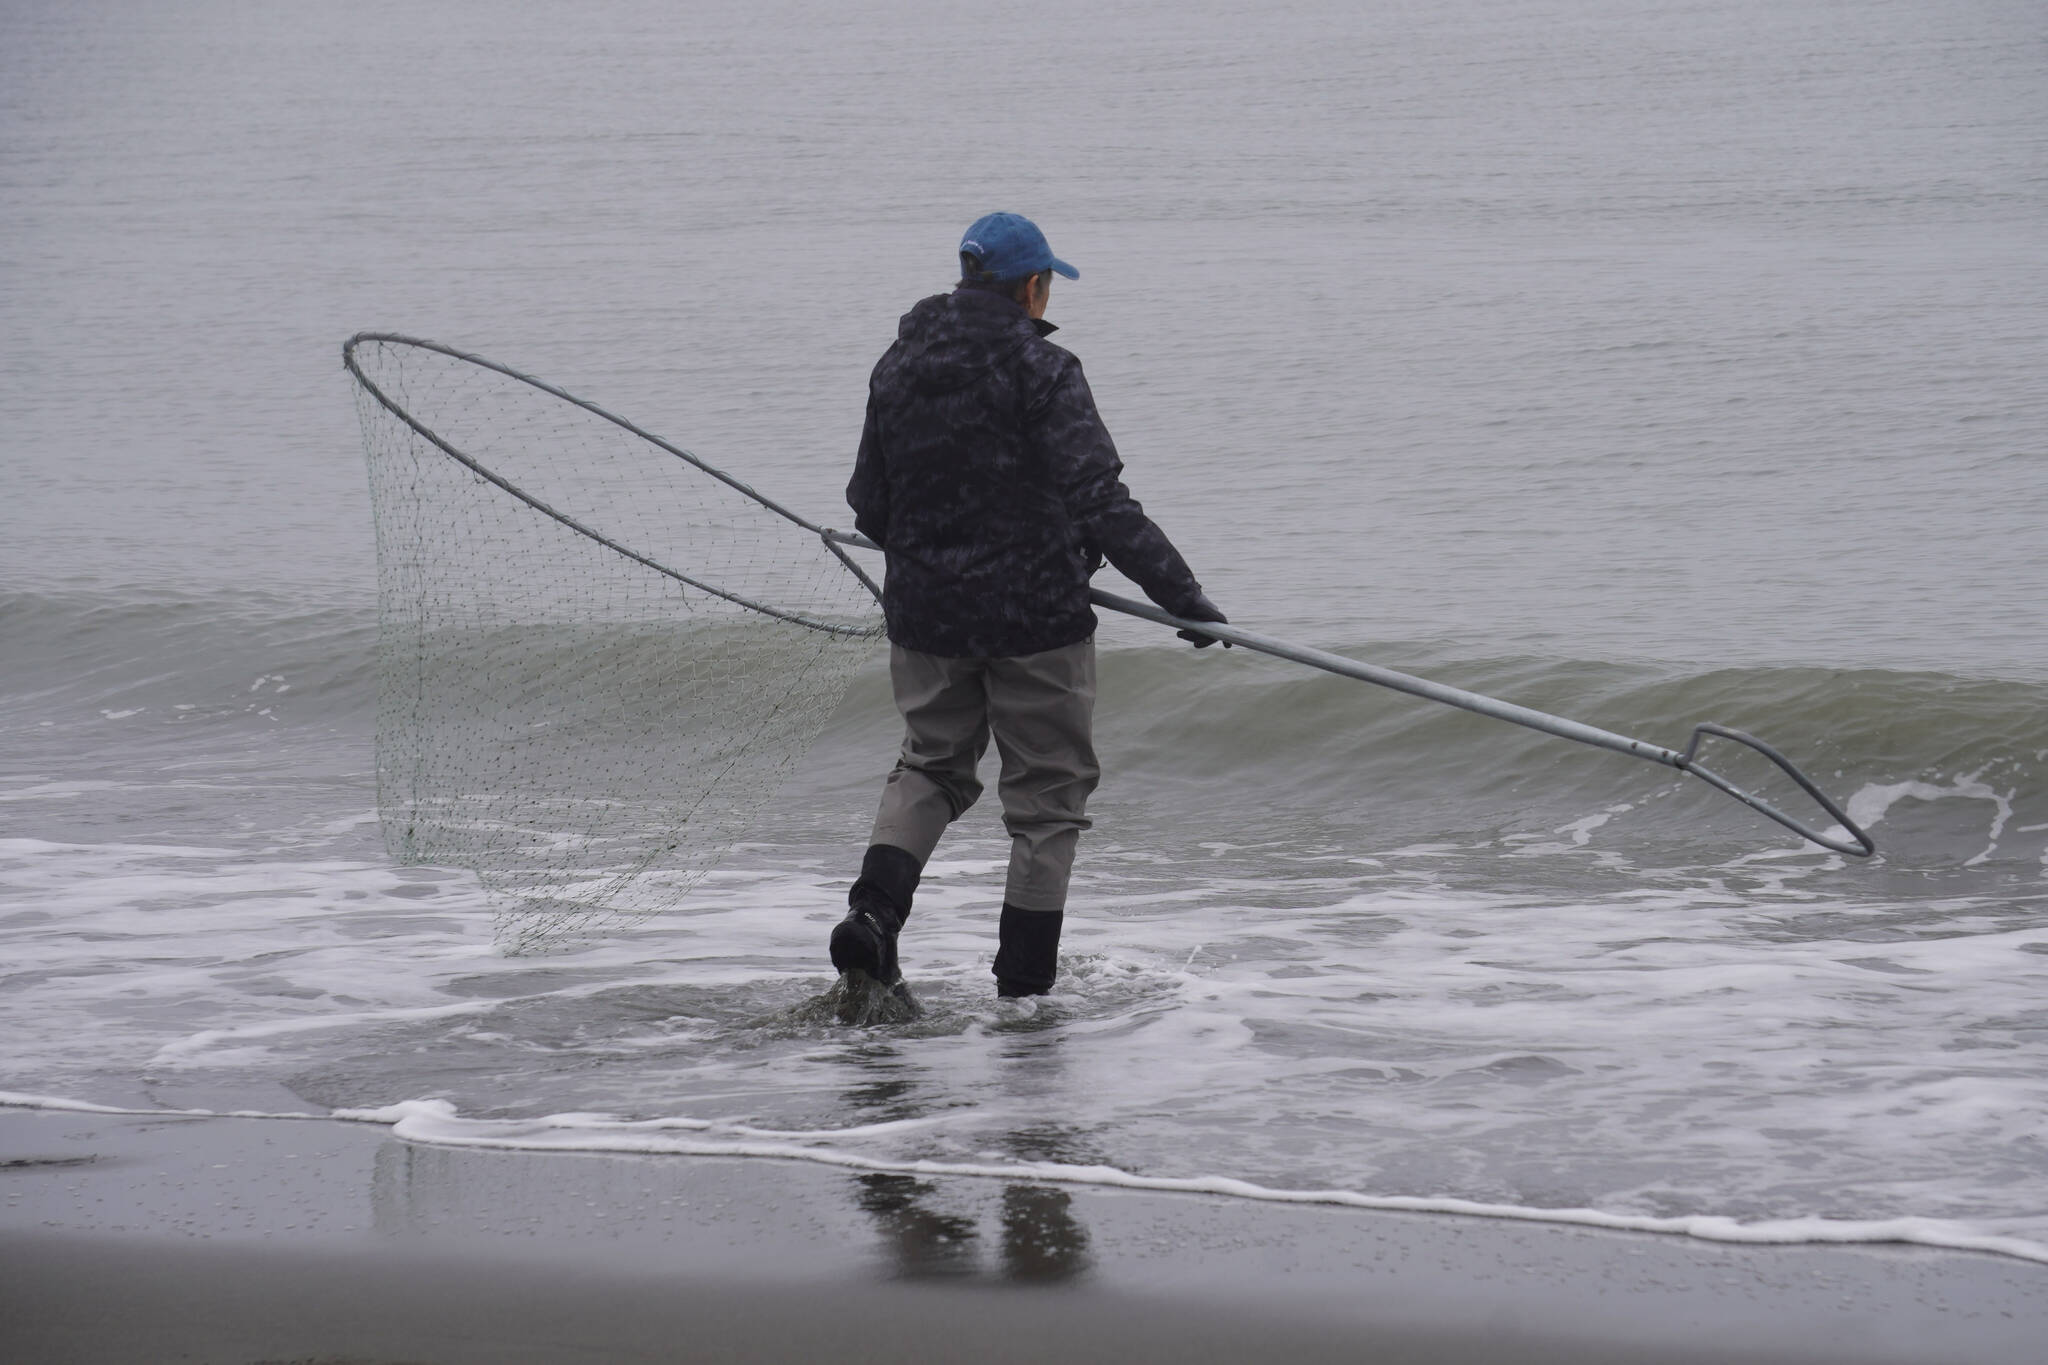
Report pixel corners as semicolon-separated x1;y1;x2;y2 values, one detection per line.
993;903;1063;998
831;843;922;985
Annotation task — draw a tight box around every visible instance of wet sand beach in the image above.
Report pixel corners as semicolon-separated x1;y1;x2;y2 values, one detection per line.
5;1108;2044;1364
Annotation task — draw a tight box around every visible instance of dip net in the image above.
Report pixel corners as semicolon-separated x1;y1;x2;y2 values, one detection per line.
344;333;884;952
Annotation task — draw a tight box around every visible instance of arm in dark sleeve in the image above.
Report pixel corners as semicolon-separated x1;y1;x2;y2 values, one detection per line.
846;391;889;549
1035;359;1207;617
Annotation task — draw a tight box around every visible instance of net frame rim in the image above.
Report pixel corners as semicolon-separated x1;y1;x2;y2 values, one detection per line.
343;331;883;638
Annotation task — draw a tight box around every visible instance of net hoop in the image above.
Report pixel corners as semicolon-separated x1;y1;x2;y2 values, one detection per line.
345;330;885;950
343;332;880;636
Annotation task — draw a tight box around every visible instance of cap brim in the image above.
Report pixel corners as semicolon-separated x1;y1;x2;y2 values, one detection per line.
1049;257;1079;280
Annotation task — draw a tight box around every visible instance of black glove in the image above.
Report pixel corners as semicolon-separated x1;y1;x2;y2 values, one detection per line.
1175;592;1231;649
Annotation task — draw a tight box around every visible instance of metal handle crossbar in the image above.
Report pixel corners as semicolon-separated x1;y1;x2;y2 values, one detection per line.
824;530;1874;859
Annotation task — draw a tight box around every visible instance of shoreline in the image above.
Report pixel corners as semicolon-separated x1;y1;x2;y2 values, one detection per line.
13;1091;2040;1265
5;1108;2046;1363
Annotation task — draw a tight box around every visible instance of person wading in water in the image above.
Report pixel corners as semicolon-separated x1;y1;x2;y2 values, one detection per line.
834;211;1227;1003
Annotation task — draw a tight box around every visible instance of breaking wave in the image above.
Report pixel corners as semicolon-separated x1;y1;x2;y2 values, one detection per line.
7;583;2041;876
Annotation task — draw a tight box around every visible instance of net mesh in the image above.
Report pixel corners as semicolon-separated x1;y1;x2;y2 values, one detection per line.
345;334;883;953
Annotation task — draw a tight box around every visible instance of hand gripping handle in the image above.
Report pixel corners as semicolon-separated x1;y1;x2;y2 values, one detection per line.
1675;723;1876;858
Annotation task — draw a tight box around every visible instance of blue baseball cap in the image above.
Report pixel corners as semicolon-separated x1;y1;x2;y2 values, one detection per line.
958;212;1079;283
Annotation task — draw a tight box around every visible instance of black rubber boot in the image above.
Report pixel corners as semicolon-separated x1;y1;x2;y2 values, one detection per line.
993;903;1063;997
831;844;922;985
830;902;901;984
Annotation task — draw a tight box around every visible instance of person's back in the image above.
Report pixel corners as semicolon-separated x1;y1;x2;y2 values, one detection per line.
832;212;1226;1008
853;272;1214;657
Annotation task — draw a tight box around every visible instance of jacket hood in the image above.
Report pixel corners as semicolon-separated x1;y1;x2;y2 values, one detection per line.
891;288;1057;397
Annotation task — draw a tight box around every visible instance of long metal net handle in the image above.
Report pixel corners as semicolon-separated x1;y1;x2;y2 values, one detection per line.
823;530;1875;858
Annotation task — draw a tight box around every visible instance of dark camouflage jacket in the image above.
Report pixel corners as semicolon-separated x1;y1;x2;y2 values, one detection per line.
848;285;1206;659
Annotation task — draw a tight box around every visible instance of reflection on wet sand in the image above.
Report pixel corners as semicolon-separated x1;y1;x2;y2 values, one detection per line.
999;1183;1089;1283
856;1173;980;1278
838;1025;1094;1284
366;1125;1095;1287
854;1172;1091;1284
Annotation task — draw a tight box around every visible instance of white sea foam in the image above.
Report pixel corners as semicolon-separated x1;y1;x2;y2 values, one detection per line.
1845;772;2015;867
9;820;2046;1266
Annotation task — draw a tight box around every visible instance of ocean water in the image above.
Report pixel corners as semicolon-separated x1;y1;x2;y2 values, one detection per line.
6;0;2048;1265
